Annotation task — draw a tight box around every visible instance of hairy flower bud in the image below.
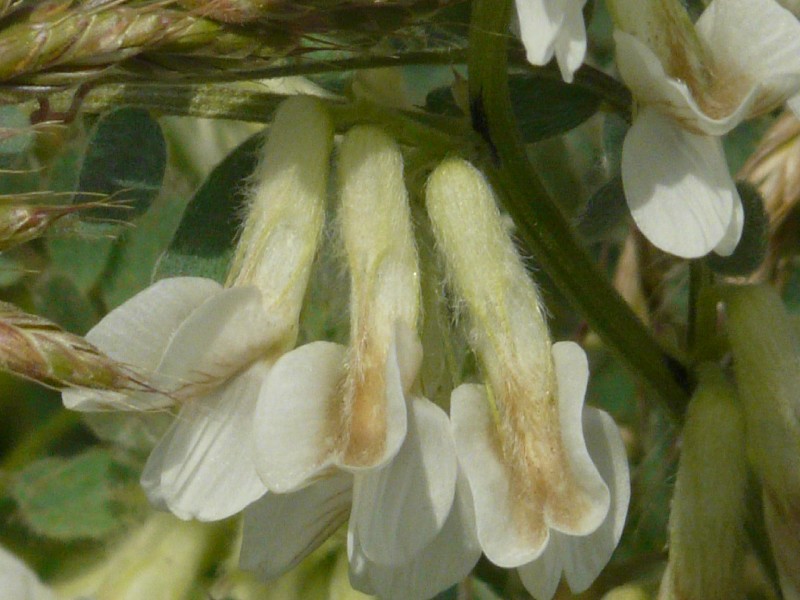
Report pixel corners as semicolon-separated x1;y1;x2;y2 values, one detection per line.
724;284;800;599
658;364;747;600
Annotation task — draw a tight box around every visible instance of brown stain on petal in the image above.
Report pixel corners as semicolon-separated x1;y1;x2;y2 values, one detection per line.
340;335;388;468
496;371;596;540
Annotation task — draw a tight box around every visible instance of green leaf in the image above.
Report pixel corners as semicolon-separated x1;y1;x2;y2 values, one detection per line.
706;182;768;277
29;271;98;334
100;193;191;310
11;448;138;541
47;108;167;293
47;226;116;294
155;132;262;283
510;75;601;142
426;74;601;142
576;175;629;242
77;107;167;219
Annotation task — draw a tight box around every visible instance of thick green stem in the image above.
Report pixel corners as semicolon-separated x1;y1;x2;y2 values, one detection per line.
467;0;689;419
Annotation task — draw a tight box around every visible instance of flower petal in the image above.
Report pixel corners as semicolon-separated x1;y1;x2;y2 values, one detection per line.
517;541;563;600
551;342;609;535
553;0;587;83
0;545;55;600
338;327;410;472
239;472;353;580
614;31;751;135
252;341;346;492
140;363;269;521
63;277;221;411
559;407;630;593
621;107;740;258
351;396;457;565
451;383;547;567
697;0;800;117
156;286;283;395
515;0;563;66
348;471;481;599
516;406;629;599
713;186;745;257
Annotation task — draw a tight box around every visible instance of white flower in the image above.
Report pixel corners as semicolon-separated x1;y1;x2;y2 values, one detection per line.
0;545;55;600
514;0;588;82
425;158;630;600
608;0;800;258
61;96;333;521
242;127;479;598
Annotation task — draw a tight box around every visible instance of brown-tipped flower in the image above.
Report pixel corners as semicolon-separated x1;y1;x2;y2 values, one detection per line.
0;301;154;393
738;111;800;232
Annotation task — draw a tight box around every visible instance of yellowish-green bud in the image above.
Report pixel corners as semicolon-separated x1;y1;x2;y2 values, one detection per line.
53;514;227;600
724;285;800;498
426;158;608;540
658;364;747;600
425;158;552;412
724;284;800;598
602;584;651;600
228;95;333;335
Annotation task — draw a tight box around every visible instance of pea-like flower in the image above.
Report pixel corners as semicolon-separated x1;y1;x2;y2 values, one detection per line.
426;158;630;600
608;0;800;258
62;95;333;521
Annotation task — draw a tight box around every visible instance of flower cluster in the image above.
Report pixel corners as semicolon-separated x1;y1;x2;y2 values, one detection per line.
62;95;629;599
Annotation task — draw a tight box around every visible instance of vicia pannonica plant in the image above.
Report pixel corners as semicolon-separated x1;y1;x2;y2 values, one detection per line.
0;1;799;599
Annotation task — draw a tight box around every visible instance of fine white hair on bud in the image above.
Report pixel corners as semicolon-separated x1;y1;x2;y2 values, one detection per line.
426;159;626;600
228;95;333;332
424;158;551;396
336;125;421;467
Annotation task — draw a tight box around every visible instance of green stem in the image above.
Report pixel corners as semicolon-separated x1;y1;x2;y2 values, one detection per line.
467;0;689;420
688;260;715;363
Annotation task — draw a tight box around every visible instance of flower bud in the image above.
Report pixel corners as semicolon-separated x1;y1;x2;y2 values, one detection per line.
228;95;333;335
724;285;800;498
658;364;747;600
724;284;800;598
53;514;227;600
336;125;420;467
426;158;613;559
